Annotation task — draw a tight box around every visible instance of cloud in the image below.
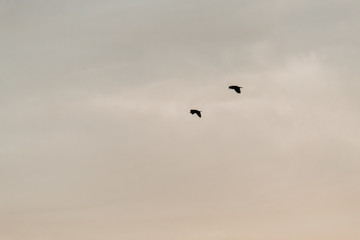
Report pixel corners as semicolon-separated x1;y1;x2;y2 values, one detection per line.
0;0;360;239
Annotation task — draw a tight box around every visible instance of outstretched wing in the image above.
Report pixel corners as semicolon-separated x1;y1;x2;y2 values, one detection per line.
229;85;241;94
190;109;201;117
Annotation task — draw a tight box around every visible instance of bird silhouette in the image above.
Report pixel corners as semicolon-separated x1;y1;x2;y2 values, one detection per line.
190;109;201;118
229;85;242;94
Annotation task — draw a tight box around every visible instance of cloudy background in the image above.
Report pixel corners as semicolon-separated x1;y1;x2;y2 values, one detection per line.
1;0;360;239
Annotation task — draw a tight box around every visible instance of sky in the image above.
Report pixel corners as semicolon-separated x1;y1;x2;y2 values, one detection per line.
1;0;360;239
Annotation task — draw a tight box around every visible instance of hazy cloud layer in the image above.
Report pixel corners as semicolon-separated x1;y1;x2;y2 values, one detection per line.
1;0;360;239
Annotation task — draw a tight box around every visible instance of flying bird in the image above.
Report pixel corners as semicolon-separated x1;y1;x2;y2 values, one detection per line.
229;85;242;94
190;109;201;118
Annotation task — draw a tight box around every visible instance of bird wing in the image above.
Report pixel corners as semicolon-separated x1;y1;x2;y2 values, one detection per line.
229;86;241;93
196;111;201;118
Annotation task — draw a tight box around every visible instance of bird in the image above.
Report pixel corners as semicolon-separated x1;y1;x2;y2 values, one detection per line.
228;85;242;94
190;109;201;118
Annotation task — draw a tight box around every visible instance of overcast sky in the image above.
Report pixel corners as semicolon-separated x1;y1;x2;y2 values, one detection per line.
1;0;360;239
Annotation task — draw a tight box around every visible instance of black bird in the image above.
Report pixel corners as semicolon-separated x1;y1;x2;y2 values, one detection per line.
229;85;242;94
190;109;201;118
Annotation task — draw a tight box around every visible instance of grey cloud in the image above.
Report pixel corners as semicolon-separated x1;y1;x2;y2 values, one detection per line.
1;0;360;239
